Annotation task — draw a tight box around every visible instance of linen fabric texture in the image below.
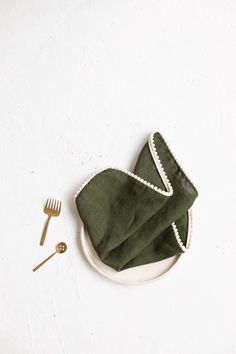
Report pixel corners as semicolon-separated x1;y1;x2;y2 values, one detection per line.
75;132;198;271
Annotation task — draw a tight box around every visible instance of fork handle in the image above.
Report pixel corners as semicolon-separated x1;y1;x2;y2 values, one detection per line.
40;216;51;246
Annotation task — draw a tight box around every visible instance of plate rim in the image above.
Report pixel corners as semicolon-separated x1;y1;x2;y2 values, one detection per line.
80;223;186;285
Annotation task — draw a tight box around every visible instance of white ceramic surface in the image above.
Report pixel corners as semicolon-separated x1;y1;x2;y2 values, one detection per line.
80;224;181;285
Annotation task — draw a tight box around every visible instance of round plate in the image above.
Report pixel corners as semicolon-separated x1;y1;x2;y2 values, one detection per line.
80;224;183;285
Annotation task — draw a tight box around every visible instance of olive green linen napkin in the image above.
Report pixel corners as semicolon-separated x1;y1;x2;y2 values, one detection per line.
75;132;198;271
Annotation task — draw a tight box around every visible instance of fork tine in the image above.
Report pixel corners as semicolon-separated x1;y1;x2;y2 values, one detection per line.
46;198;50;208
54;199;57;211
45;198;61;212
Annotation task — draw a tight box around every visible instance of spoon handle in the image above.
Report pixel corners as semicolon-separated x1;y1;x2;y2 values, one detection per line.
33;251;57;272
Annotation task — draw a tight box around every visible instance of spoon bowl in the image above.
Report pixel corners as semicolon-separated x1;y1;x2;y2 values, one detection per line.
56;242;67;254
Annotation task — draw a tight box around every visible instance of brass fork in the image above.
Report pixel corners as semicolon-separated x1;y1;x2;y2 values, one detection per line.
40;198;61;246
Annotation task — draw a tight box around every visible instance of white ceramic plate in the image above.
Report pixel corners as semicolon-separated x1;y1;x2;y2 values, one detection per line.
80;224;185;285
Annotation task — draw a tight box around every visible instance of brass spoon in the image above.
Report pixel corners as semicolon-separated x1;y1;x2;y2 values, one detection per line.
33;242;67;272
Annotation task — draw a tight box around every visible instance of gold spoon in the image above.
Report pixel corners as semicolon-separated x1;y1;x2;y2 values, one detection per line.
33;242;67;272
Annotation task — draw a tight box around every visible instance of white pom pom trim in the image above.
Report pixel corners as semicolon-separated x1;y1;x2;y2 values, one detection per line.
74;132;194;252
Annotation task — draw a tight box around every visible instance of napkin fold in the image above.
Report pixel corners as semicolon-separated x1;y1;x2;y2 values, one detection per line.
75;132;198;271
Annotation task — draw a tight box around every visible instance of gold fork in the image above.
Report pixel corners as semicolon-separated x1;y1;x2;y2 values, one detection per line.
40;198;61;246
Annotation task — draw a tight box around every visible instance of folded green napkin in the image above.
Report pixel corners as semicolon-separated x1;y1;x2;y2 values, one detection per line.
75;132;198;271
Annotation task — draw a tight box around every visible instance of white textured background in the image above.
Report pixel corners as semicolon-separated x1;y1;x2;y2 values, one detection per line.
0;0;236;353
